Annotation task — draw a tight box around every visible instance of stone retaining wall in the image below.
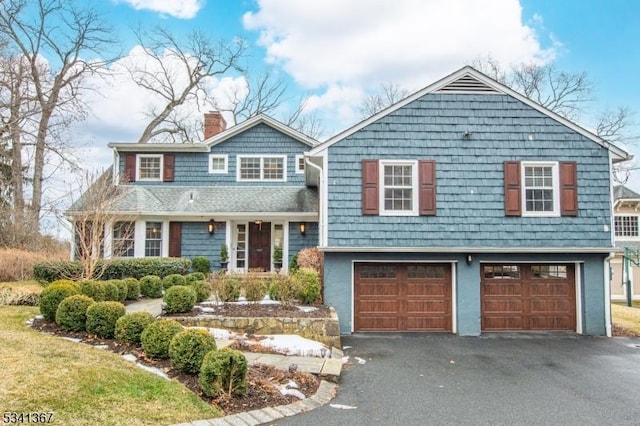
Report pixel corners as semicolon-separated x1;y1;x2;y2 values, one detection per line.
173;307;341;348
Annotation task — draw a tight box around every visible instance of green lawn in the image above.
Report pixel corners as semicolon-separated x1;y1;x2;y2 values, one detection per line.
611;303;640;335
0;306;220;425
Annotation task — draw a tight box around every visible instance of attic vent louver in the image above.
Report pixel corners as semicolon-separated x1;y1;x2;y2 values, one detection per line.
436;74;500;93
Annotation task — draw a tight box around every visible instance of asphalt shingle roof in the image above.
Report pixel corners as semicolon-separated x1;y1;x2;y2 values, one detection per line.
614;185;640;200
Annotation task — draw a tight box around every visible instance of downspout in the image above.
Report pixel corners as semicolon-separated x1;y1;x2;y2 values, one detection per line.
305;156;325;247
112;147;120;185
605;252;615;337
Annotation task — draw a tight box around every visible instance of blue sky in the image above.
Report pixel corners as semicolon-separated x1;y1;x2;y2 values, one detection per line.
63;0;640;190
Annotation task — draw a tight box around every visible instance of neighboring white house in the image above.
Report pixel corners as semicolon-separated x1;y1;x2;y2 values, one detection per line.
611;185;640;302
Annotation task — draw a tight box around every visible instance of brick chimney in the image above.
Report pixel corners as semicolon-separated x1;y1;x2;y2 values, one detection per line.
203;111;227;139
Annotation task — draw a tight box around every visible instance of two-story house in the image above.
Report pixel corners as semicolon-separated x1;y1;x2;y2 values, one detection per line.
610;185;640;302
305;66;630;337
92;113;319;273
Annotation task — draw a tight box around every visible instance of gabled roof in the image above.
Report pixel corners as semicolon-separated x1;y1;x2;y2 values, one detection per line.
109;114;317;152
614;185;640;201
309;66;631;162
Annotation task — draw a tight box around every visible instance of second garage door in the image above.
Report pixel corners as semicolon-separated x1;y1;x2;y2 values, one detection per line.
481;264;576;331
354;263;452;332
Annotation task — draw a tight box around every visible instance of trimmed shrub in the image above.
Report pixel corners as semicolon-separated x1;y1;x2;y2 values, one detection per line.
164;285;197;314
268;274;299;305
192;256;210;274
141;319;183;359
109;279;129;302
48;279;81;291
243;272;267;302
162;273;186;290
198;348;248;397
103;281;121;302
115;312;156;345
189;280;211;303
55;294;95;331
33;260;83;284
215;275;241;302
86;301;126;338
80;279;105;302
169;328;217;374
185;272;206;283
140;275;163;298
292;267;321;305
124;277;140;300
40;282;81;321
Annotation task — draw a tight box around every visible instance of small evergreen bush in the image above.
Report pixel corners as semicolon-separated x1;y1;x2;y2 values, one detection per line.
86;301;126;338
198;348;248;397
292;267;321;305
55;294;95;331
103;281;121;302
80;279;105;302
140;319;183;359
268;274;299;305
163;285;197;314
124;277;140;300
115;312;156;345
40;281;81;321
192;256;211;274
186;272;206;283
109;279;129;302
215;276;241;302
162;273;186;289
189;280;211;303
169;328;217;374
140;275;163;298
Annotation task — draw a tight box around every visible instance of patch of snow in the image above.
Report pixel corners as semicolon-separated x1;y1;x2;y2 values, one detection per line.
61;337;82;343
280;387;306;400
342;356;350;364
122;354;137;362
208;328;235;340
330;404;357;410
35;314;44;320
251;334;330;358
197;307;216;314
342;345;352;350
297;306;318;313
93;345;109;350
354;357;366;365
284;380;298;389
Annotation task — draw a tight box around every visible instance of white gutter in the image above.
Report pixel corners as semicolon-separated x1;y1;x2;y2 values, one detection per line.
319;246;621;254
305;155;325;246
605;252;615;337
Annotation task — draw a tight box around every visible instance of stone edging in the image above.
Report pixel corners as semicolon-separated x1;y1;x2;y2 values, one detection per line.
173;380;337;426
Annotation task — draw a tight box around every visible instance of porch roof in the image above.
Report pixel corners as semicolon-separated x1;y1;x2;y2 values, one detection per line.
104;185;318;215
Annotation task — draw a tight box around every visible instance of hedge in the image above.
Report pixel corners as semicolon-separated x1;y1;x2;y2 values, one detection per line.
34;258;192;283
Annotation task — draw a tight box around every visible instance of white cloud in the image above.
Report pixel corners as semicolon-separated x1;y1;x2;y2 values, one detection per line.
117;0;204;19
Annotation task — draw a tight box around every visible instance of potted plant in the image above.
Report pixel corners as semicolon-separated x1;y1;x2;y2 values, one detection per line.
220;244;229;270
273;245;283;272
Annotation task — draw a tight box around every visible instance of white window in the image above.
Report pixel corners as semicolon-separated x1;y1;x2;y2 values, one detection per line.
145;222;162;257
615;216;639;238
379;160;418;216
208;154;228;174
136;154;162;181
113;221;135;257
295;155;305;174
521;162;560;217
237;155;286;182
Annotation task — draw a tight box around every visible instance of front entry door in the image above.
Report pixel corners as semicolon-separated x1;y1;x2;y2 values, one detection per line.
249;222;271;271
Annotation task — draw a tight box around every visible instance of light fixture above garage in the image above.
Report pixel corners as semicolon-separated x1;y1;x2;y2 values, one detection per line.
466;254;473;265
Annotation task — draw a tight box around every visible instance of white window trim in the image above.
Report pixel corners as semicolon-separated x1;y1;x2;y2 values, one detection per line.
613;214;640;240
521;161;560;217
236;154;287;182
208;154;228;174
379;160;419;216
295;154;305;174
136;154;163;182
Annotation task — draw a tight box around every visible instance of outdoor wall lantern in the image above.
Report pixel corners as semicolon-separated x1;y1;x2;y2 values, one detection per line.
466;254;473;265
299;222;306;235
207;219;215;235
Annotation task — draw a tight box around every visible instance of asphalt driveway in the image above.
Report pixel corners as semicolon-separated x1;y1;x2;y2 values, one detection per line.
276;334;640;425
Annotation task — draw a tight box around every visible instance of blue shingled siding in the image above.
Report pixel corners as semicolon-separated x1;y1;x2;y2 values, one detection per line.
323;251;607;336
326;93;612;248
180;221;227;272
119;124;309;186
288;221;319;266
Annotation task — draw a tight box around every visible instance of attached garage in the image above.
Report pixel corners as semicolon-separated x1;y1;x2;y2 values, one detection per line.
354;263;452;332
481;264;576;331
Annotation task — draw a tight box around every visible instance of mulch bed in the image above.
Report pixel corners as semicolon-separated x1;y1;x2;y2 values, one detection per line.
30;318;320;416
170;302;333;318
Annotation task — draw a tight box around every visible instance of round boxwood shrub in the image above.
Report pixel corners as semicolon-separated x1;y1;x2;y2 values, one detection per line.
124;277;140;300
185;272;206;283
191;256;210;274
40;282;81;321
140;319;183;359
48;279;80;291
55;294;95;331
140;275;163;298
103;281;121;302
169;328;217;374
292;267;321;305
163;285;197;314
108;279;128;302
162;273;186;290
86;301;126;338
189;280;211;303
115;312;156;345
198;348;248;397
80;279;105;302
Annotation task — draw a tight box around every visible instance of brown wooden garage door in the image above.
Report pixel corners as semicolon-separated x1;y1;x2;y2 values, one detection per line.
354;263;452;332
481;264;576;331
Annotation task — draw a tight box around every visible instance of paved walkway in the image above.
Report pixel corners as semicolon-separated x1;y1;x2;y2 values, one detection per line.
125;298;341;425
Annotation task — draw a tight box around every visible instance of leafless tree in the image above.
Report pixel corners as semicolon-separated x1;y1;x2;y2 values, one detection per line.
0;0;117;245
359;82;409;119
128;26;245;144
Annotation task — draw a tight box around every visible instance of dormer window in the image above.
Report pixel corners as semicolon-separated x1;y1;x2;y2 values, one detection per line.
136;154;162;181
209;154;228;174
